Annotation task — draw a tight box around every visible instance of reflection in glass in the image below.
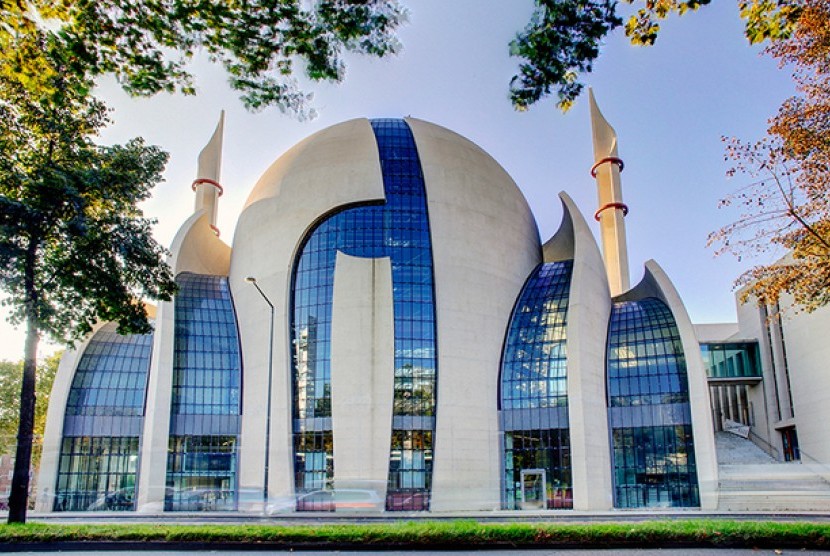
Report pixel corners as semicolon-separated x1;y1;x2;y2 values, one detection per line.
607;298;699;508
500;261;573;509
289;119;437;511
165;436;238;511
700;342;761;379
55;322;153;511
55;437;140;511
165;273;242;511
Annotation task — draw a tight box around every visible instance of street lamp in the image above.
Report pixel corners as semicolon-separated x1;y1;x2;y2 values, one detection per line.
245;276;275;511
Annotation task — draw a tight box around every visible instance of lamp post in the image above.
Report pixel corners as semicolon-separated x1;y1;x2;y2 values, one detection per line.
245;276;275;511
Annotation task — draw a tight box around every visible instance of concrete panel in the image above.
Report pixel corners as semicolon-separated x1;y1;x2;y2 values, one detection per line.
734;292;783;457
550;193;614;511
169;210;231;276
405;118;541;511
330;253;394;495
136;297;174;512
231;119;385;502
777;298;830;473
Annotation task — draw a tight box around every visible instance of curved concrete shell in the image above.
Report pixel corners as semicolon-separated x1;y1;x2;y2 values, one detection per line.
613;262;718;510
37;114;723;516
230;118;540;508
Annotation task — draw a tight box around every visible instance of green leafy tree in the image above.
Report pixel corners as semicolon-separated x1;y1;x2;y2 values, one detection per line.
509;0;801;111
0;353;60;461
0;52;177;523
1;0;406;117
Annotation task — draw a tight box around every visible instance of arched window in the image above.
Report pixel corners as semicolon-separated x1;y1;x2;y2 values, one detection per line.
290;119;438;511
55;322;153;511
499;261;573;510
606;298;699;508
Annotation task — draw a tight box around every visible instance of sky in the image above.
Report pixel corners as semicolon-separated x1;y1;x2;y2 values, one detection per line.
0;0;796;361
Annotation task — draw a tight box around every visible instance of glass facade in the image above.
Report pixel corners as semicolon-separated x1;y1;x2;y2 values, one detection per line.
607;298;699;508
290;119;437;511
165;273;242;511
55;322;153;511
701;342;761;379
55;437;140;511
499;261;573;510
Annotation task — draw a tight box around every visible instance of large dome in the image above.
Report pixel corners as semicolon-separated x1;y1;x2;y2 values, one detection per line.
229;117;541;509
238;117;538;232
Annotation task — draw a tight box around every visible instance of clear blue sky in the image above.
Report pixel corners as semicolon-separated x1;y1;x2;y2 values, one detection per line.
0;0;795;361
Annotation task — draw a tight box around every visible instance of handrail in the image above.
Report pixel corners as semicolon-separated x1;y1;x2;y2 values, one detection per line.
797;448;830;486
747;429;780;460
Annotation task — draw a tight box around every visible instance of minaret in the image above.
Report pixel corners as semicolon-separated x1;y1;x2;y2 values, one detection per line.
192;111;225;236
589;90;630;296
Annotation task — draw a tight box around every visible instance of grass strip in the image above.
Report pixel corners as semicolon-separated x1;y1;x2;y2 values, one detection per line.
0;520;829;549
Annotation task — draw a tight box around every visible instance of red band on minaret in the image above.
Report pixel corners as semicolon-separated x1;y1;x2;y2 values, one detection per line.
210;224;221;237
594;202;629;221
192;178;224;196
590;156;624;178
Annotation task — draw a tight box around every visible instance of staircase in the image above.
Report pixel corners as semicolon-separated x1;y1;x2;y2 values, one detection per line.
716;432;830;511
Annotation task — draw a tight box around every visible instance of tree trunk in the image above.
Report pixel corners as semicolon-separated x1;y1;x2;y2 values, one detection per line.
7;302;39;523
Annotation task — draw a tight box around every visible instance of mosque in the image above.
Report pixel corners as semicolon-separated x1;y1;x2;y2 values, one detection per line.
34;92;830;514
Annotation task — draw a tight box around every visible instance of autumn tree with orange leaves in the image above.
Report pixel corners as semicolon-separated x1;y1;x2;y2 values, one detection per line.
709;0;830;312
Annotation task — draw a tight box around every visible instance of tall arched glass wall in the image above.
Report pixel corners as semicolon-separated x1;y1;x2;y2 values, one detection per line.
165;273;243;511
55;322;153;511
290;119;437;511
500;261;573;510
606;298;699;508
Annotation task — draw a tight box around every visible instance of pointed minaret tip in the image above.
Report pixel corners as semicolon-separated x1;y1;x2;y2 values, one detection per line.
588;89;618;160
588;88;630;296
197;110;225;182
192;111;225;236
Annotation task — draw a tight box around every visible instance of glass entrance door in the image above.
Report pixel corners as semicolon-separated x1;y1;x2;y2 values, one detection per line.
520;469;546;510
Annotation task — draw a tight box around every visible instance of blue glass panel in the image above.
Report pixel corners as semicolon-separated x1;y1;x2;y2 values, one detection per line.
290;119;437;511
54;436;140;511
65;322;152;417
171;273;242;417
501;262;572;410
56;322;152;512
700;342;762;379
607;298;699;508
499;261;573;509
166;273;242;511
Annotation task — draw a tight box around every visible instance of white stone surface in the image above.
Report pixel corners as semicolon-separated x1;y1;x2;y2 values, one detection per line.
777;298;830;475
589;90;630;297
331;253;394;495
231;118;385;501
546;193;614;511
694;323;741;343
405;118;541;511
193;111;225;228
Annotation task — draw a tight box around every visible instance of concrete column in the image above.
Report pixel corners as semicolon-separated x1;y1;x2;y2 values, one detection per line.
136;298;175;512
547;193;613;511
330;253;394;495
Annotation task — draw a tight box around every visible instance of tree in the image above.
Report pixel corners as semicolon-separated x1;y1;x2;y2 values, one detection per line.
508;0;801;111
708;0;830;311
1;0;406;118
0;53;177;522
0;354;60;461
